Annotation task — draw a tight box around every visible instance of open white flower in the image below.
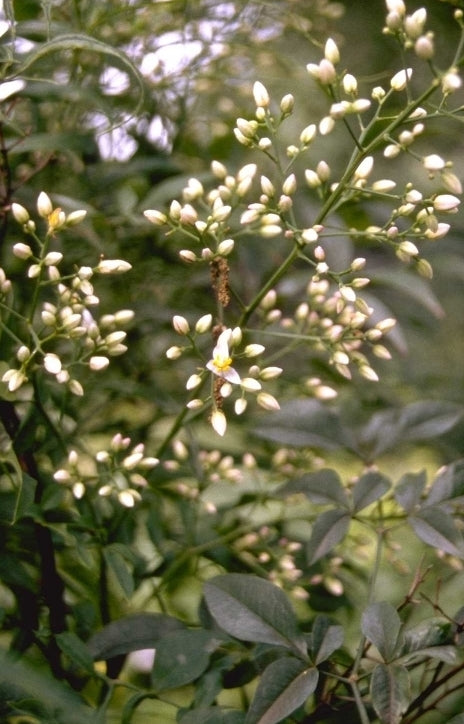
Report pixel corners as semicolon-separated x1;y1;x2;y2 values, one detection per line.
206;329;241;384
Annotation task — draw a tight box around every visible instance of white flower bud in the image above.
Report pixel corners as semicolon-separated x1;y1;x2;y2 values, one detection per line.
398;240;419;256
423;154;445;172
44;251;63;266
324;38;340;64
354;156;374;180
211;409;227;436
217;238;234;256
241;377;262;392
318;59;337;85
441;171;462;195
259;366;283;380
43;353;62;375
253;81;270;108
186;398;203;409
89;356;110;371
404;8;427;39
234;398;247;415
442;70;462;94
256;392;280;411
305;169;321;188
343;73;358;94
282;174;297;196
37;191;53;218
96;259;132;274
244;344;265;358
339;285;356;302
11;203;30;224
280;94;294;114
415;34;434;59
372;179;396;192
186;373;202;390
319;117;335;135
172;315;190;335
390;68;413;91
299;124;317;145
433;194;460;212
13;242;33;259
28;264;41;278
54;469;70;482
144;209;168;225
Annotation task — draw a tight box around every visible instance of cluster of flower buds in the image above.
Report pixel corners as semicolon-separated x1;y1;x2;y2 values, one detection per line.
383;1;462;90
170;319;281;436
53;433;159;507
2;193;134;394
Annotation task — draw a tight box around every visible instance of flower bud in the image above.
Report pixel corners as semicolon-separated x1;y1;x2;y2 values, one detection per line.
211;409;227;436
324;38;340;64
280;93;294;114
89;355;110;371
37;191;53;218
299;124;317;145
433;194;460;212
195;314;212;334
343;73;358;94
96;259;132;274
172;315;190;335
44;353;62;374
256;392;280;411
217;238;234;256
11;203;30;224
13;242;33;259
390;68;413;91
253;81;270;108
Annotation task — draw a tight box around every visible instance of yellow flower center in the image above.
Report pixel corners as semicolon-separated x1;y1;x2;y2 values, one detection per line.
213;354;232;372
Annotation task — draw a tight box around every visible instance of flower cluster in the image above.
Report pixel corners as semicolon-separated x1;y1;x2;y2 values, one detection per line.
2;193;133;395
143;0;462;437
53;433;159;507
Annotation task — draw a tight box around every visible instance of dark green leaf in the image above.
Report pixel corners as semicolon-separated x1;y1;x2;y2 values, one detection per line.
352;408;403;460
409;507;464;558
401;617;452;654
426;459;464;507
253;399;349;450
87;613;186;660
310;616;344;665
278;469;349;507
352;471;391;513
0;650;95;724
244;657;318;724
151;630;221;690
55;632;95;675
103;544;135;598
370;663;410;724
399;401;463;443
179;710;245;724
306;509;351;565
400;645;458;665
204;574;306;656
394;471;427;513
361;602;402;662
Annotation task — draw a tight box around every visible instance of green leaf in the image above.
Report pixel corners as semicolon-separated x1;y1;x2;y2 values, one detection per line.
103;544;135;598
204;574;306;656
179;710;245;724
15;33;145;122
370;663;410;724
352;408;403;460
394;471;427;513
279;469;349;507
55;632;95;675
151;630;221;690
244;657;318;724
408;507;464;558
306;509;351;565
253;399;349;450
361;602;402;662
310;615;344;665
447;716;464;724
399;401;463;443
352;471;391;512
87;613;186;660
426;459;464;507
0;649;95;724
401;617;452;654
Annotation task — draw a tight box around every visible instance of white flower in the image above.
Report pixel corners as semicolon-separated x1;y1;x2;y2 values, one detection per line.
44;353;62;375
253;81;270;108
89;355;110;371
206;330;241;383
96;259;132;274
390;68;413;91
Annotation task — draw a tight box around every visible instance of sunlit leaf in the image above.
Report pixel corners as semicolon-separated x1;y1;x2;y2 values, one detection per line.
306;509;351;565
204;574;307;656
244;657;318;724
